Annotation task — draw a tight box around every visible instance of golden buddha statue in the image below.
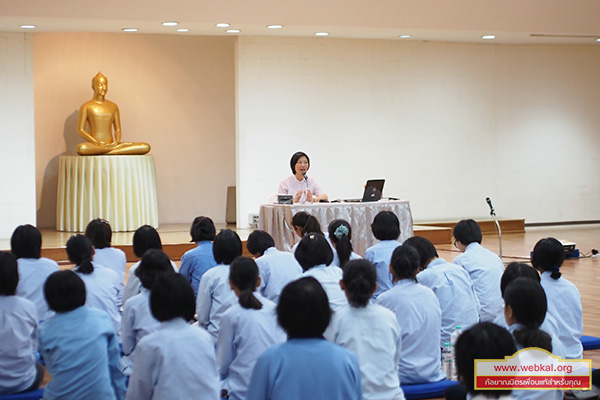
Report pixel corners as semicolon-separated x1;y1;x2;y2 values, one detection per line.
76;72;150;155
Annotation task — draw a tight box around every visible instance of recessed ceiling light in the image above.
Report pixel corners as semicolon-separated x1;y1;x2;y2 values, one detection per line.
122;28;138;32
399;35;412;39
20;25;36;29
162;21;178;27
216;23;230;28
226;29;241;33
481;35;496;40
314;32;329;36
267;25;283;29
177;28;189;32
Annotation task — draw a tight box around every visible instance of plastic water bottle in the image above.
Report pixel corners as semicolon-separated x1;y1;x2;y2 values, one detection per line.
450;326;462;380
442;343;453;379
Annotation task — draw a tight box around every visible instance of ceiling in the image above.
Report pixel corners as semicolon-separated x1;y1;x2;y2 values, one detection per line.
1;0;599;44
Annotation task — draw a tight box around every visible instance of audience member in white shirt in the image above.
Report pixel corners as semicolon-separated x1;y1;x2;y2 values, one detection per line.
327;219;362;270
278;151;328;204
85;219;127;284
365;211;402;298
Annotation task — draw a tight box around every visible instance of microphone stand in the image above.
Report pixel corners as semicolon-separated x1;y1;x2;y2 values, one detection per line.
487;198;503;258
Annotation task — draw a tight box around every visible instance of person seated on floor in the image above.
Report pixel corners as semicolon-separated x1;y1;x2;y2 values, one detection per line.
324;259;405;400
11;224;59;321
86;218;127;285
126;274;219;400
290;212;335;255
452;219;504;322
365;211;402;298
404;236;480;347
375;244;446;384
179;216;218;297
0;251;44;396
246;277;361;400
39;270;125;400
327;219;362;270
246;230;302;304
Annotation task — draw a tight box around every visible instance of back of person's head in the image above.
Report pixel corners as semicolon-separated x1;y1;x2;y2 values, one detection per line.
452;219;482;245
390;244;420;282
371;211;400;241
213;229;242;265
246;230;275;256
503;278;552;352
500;262;540;296
291;212;309;230
328;219;353;270
342;259;377;308
84;218;112;249
11;224;42;259
277;276;331;338
531;237;564;280
455;322;516;397
66;234;94;274
301;215;322;236
44;270;86;312
0;251;19;295
190;216;216;243
132;225;162;258
402;236;438;270
229;256;262;310
290;151;310;174
150;273;195;322
135;249;173;289
294;234;333;271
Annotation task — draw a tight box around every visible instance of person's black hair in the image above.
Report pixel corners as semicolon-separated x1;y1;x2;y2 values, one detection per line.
328;219;353;270
229;256;262;310
135;249;173;289
342;259;376;308
84;218;112;249
455;322;516;396
531;237;564;280
371;211;400;241
289;151;310;175
402;236;438;270
302;215;323;236
0;251;19;295
66;234;95;274
246;230;275;256
291;211;310;230
132;225;162;258
294;234;333;271
390;244;420;282
213;229;242;265
453;219;482;245
500;262;540;296
44;270;86;312
11;224;42;259
503;278;552;352
190;216;216;243
277;276;331;338
150;273;195;322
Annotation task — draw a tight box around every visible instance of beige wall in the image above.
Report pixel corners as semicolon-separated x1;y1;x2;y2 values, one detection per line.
34;33;236;229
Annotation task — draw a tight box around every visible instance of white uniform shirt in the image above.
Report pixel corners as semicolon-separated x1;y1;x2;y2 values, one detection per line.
121;289;160;356
0;296;38;395
278;175;324;203
16;257;59;321
196;264;237;341
94;247;127;283
255;247;302;304
126;318;219;400
376;279;446;384
324;303;405;400
365;240;402;298
331;250;362;269
302;264;348;311
216;294;286;400
453;242;504;322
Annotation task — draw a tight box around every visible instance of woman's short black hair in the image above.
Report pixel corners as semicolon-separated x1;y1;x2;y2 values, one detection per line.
531;237;564;279
66;234;95;274
277;276;331;338
11;224;42;259
390;244;420;282
455;322;516;396
84;218;112;249
229;256;262;310
44;270;86;313
453;219;482;245
289;151;310;175
190;216;216;243
371;211;400;241
500;262;540;296
135;249;173;289
342;259;377;308
132;225;162;258
0;251;19;295
402;236;438;270
246;230;275;256
150;273;195;322
213;229;242;265
294;234;333;271
291;211;309;229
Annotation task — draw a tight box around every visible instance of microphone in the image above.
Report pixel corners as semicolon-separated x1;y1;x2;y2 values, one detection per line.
302;172;308;182
486;197;495;216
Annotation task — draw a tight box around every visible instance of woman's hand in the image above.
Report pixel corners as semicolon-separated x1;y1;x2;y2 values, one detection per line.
294;190;303;203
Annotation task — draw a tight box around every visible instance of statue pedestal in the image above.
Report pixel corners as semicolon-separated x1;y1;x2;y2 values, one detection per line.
56;155;159;232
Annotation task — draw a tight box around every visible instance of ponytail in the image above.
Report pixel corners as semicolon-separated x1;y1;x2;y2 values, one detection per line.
229;257;262;310
531;237;564;280
66;234;95;275
513;326;552;352
549;266;561;280
238;289;262;310
302;215;322;236
328;219;353;270
342;260;377;308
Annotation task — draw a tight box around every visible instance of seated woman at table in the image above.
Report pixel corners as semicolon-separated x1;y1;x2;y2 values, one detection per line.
278;151;328;204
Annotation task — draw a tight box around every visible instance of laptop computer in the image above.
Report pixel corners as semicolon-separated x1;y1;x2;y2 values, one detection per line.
343;179;385;202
